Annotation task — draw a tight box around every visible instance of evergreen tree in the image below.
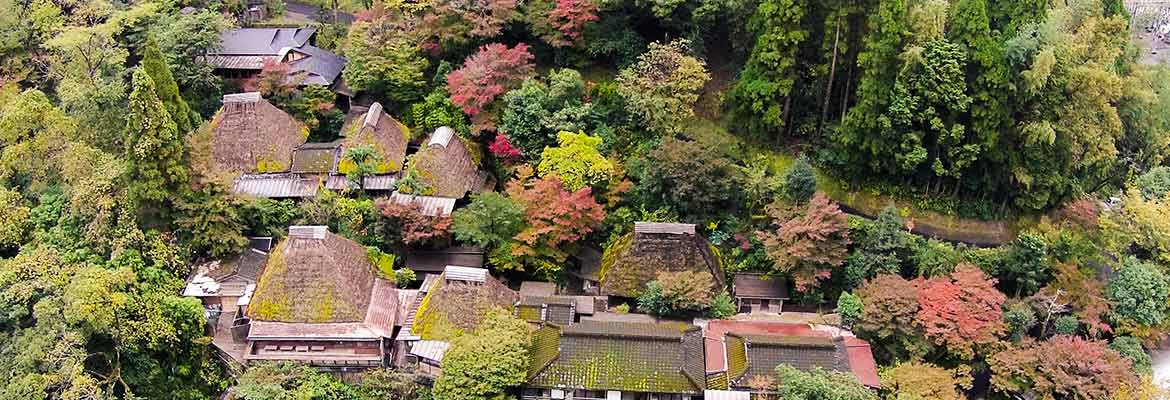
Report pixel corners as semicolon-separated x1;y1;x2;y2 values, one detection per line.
727;0;808;137
124;68;188;205
141;37;196;135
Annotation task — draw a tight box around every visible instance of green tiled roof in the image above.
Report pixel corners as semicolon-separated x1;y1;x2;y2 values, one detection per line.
706;371;729;390
517;304;543;322
526;321;705;395
726;333;850;388
291;146;337;173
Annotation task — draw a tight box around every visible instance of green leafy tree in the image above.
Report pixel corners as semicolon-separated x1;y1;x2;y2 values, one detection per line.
783;156;817;203
0;186;30;248
1136;166;1170;199
235;362;360;400
1110;336;1152;376
880;361;968;400
342;9;429;106
836;291;862;327
845;206;909;287
452;192;525;254
616;40;709;135
150;10;231;117
141;37;196;135
537;131;614;190
433;309;530;400
727;0;807;137
1106;257;1170;327
124;68;188;205
709;291;735;318
1003;231;1049;296
774;365;879;400
342;144;382;190
638;136;743;220
1003;300;1036;342
173;181;248;259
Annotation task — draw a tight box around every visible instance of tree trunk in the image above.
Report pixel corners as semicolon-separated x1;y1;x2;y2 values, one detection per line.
781;96;793;139
841;62;853;121
821;15;842;136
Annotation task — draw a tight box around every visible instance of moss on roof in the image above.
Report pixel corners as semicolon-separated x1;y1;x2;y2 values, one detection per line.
340;108;409;173
411;275;517;340
598;229;726;298
248;232;375;323
209;97;307;174
526;321;705;394
726;334;747;381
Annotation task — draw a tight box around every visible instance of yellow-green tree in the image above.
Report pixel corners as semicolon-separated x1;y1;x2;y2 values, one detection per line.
536;131;614;191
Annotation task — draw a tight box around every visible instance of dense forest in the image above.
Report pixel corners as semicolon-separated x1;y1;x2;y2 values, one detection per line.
2;0;1170;398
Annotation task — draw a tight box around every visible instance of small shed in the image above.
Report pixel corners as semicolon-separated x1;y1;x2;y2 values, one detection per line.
731;273;789;314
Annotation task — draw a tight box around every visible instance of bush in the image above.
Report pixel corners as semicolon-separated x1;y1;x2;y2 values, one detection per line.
1136;166;1170;199
1053;315;1079;336
1003;301;1037;341
1110;336;1152;375
836;292;862;327
783;156;817;203
708;292;735;319
394;268;417;288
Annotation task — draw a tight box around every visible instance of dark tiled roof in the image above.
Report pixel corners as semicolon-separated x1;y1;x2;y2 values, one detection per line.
214;27;315;56
519;281;557;297
233;174;320;198
526;321;705;394
599;225;725;298
287;45;347;86
726;333;850;387
733;273;790;299
404;247;484;273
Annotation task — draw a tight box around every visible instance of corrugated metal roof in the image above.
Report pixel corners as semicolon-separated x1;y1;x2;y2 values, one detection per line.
388;192;456;217
324;174;398;190
634;222;696;235
205;55;274;70
428;126;455;147
703;390;750;400
233;174;319;198
409;340;450;362
288;225;328;240
444;265;487;283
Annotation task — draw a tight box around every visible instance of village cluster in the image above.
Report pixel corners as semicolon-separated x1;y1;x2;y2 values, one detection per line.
177;25;882;400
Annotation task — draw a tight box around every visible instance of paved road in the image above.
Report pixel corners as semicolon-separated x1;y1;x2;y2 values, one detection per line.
284;0;356;24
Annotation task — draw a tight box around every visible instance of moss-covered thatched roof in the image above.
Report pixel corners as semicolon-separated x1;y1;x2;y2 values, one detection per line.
209;93;307;174
411;274;517;340
248;228;375;323
340;103;409;173
598;222;725;298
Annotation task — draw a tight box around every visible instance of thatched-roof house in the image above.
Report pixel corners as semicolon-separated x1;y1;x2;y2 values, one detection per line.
339;103;409;174
703;321;881;390
524;321;706;398
243;226;398;368
598;222;725;298
408;126;488;198
209;93;307;174
409;266;517;340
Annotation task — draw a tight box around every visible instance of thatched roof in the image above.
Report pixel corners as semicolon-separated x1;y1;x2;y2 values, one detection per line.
599;222;725;298
411;270;517;340
209;93;307;174
409;127;488;198
248;226;376;323
340;103;409;173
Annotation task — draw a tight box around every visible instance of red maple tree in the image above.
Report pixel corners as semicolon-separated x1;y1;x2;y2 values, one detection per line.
917;263;1007;359
488;134;523;162
377;200;453;246
855;274;931;361
989;335;1138;399
447;43;535;118
505;173;605;268
757;193;850;292
544;0;598;47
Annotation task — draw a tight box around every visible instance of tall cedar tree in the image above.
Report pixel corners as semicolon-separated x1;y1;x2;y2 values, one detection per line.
141;37;195;135
758;193;850;292
124;68;188;204
503;173;605;278
989;336;1139;399
446;43;535;131
916;263;1006;360
728;0;808;137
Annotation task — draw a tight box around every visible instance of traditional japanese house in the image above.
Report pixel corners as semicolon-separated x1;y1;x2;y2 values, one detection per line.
703;320;880;393
731;273;789;314
524;321;707;400
206;27;350;96
241;226;399;369
406;126;490;198
598;222;725;300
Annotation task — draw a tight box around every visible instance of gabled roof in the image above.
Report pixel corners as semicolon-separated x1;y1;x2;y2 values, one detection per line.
213;27;316;56
210;93;306;174
284;45;348;86
387;192;456;217
404;246;484;273
248;226;377;323
526;321;706;394
340;103;409;173
599;222;725;298
704;320;881;389
233;174;321;198
733;273;790;299
248;278;398;340
409;127;488;198
411;270;517;340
